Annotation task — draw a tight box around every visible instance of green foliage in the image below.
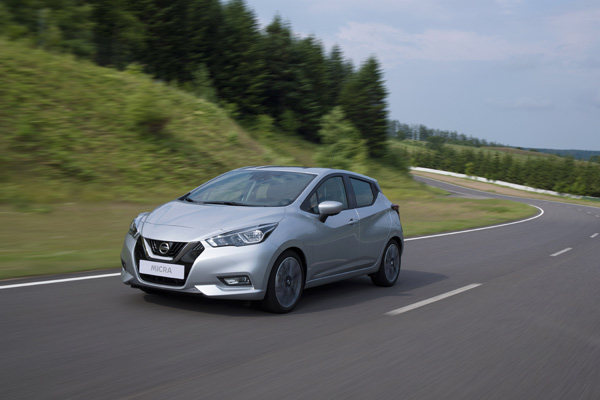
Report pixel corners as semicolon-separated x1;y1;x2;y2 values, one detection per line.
390;121;503;147
316;107;367;172
279;109;300;134
380;144;409;172
426;136;445;151
213;0;266;115
0;38;273;201
184;64;217;102
91;0;144;68
124;81;171;140
339;57;388;158
251;114;276;139
2;0;96;56
0;0;394;150
409;142;600;197
261;15;294;121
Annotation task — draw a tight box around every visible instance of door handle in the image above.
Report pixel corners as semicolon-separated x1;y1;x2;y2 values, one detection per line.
348;218;358;225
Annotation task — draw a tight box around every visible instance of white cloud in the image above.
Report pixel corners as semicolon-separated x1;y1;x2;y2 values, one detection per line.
487;97;555;111
547;7;600;52
543;7;600;73
308;0;449;18
335;22;542;66
495;0;523;15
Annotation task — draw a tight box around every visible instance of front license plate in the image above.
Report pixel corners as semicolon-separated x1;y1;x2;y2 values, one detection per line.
139;260;185;280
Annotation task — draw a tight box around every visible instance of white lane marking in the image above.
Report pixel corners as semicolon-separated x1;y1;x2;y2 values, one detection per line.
0;273;120;290
551;248;572;257
406;205;544;241
591;233;598;238
385;284;482;316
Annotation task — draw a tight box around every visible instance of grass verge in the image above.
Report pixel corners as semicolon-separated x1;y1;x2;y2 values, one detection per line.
0;193;537;280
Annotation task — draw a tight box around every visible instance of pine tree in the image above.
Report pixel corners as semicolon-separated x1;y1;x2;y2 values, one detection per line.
338;56;388;158
324;44;354;110
91;0;143;68
288;35;327;141
260;15;294;125
213;0;265;116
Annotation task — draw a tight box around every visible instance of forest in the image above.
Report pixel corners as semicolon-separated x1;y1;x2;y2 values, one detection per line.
0;0;388;157
404;139;600;198
1;0;600;198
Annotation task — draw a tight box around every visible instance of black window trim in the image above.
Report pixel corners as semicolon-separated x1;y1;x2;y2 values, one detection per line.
345;175;379;209
300;173;354;214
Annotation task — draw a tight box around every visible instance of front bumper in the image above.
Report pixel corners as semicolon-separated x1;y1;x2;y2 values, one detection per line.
121;233;278;300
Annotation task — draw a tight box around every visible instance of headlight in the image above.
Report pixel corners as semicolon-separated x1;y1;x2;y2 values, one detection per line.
128;212;148;239
206;223;277;247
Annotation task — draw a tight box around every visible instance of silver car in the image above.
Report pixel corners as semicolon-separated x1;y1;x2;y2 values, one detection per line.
121;166;403;313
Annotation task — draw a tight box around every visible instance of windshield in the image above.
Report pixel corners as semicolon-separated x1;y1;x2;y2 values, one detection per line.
184;170;316;207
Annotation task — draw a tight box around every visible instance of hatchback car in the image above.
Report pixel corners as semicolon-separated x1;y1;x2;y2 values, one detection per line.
121;166;403;312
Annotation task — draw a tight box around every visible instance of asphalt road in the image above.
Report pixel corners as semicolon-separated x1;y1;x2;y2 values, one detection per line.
2;177;599;399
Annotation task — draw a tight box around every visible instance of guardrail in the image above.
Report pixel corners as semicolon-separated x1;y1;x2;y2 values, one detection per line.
410;167;600;201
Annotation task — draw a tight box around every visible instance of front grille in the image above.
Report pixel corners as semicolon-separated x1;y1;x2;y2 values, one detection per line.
135;238;196;287
146;239;186;257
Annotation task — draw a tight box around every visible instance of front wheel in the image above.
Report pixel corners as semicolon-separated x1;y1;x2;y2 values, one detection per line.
371;240;401;287
262;251;305;313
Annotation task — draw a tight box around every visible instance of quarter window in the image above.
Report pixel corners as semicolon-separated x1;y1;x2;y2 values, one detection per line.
350;178;374;207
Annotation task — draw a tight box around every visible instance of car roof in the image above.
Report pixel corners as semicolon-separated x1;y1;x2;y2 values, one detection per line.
236;166;377;183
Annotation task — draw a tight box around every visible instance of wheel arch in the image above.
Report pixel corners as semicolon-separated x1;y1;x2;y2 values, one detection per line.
284;246;307;283
390;235;404;256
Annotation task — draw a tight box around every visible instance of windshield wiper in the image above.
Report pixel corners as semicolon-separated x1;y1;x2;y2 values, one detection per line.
201;201;248;206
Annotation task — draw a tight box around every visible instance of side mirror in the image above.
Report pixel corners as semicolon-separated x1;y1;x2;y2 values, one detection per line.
318;201;343;222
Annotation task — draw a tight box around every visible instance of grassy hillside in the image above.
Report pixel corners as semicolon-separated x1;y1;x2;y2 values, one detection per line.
0;39;536;279
1;39;272;204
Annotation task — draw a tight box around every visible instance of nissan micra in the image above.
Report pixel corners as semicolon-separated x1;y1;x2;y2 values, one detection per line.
121;166;403;313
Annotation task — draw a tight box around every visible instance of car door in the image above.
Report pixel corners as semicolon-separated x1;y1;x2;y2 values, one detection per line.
304;175;360;280
349;176;391;269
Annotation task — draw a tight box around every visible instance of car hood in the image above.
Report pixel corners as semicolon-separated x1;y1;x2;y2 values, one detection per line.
140;201;286;242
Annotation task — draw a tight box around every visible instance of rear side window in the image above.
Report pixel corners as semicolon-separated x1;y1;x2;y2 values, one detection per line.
350;178;375;207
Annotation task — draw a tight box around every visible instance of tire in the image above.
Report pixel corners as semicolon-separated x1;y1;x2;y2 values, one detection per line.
370;240;401;287
262;250;305;313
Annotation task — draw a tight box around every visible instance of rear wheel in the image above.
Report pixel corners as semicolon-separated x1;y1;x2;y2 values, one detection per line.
262;251;305;313
371;240;401;287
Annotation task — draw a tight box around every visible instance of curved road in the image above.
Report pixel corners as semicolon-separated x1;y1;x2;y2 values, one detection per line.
2;177;599;399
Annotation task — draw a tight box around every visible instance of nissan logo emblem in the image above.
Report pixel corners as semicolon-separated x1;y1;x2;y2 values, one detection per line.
158;242;171;255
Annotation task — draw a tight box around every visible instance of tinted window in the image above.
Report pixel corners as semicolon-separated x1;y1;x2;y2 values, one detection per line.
350;178;374;207
307;176;348;213
186;171;315;207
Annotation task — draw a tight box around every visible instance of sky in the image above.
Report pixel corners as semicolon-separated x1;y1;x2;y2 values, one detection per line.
245;0;600;150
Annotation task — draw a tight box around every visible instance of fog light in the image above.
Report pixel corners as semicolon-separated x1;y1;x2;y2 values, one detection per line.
220;276;251;286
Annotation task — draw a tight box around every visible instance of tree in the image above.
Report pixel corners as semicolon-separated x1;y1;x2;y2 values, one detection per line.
213;0;265;116
324;44;354;110
287;35;327;140
90;0;143;68
316;107;367;172
260;14;294;121
2;0;95;56
338;56;388;158
426;136;445;151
